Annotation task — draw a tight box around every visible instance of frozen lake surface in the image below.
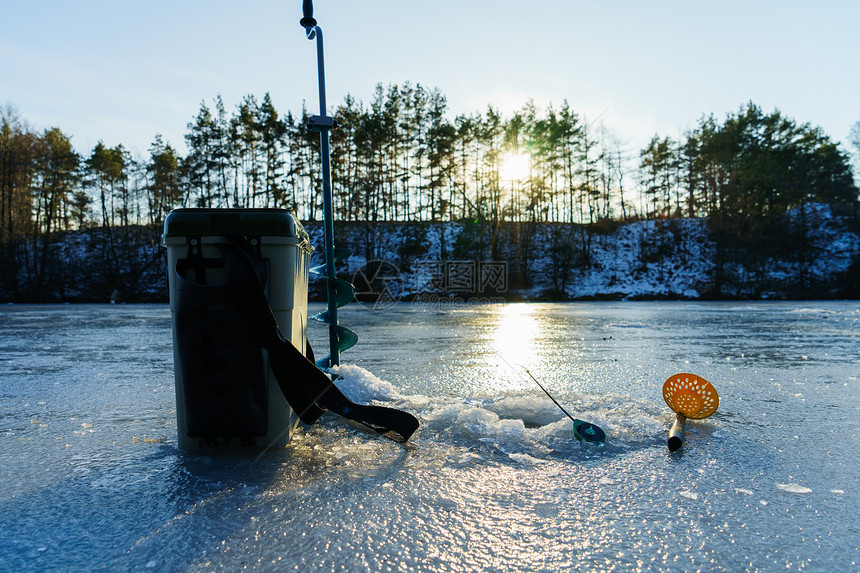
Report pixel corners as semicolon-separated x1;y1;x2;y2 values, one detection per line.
1;301;859;571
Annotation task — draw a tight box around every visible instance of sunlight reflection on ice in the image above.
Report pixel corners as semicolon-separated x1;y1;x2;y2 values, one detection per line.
492;304;538;364
488;303;542;391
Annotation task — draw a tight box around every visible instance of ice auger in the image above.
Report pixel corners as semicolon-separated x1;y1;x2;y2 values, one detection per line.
301;0;357;368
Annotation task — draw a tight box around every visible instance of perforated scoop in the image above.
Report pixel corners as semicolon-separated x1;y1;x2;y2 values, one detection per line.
663;373;719;419
663;373;719;451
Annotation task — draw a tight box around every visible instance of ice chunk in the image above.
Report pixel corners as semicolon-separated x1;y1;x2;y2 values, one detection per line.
433;497;458;511
330;363;403;403
533;417;574;441
608;321;649;328
534;502;560;517
776;483;812;494
491;394;557;426
448;452;484;468
735;488;754;495
679;490;699;500
426;403;526;441
508;452;547;465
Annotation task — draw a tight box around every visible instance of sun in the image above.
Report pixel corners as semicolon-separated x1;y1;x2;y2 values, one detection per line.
500;151;530;182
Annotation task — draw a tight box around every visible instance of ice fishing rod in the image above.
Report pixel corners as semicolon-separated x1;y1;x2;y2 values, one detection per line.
495;352;606;444
300;0;357;368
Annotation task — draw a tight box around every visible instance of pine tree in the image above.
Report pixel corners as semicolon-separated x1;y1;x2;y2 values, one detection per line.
85;141;130;278
259;93;287;209
424;89;454;223
0;107;38;297
331;94;362;220
231;95;263;208
145;135;183;224
185;101;217;208
212;96;233;208
33;128;79;290
640;135;677;217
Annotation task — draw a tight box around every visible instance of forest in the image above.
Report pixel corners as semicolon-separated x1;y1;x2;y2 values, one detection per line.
1;84;858;302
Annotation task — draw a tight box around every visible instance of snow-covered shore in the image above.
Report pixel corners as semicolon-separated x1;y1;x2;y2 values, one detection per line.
2;203;857;303
306;203;858;302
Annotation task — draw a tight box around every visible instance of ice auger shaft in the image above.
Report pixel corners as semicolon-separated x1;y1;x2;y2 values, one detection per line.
301;0;357;368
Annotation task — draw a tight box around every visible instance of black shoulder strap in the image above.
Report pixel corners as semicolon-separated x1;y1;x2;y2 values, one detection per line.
218;233;419;443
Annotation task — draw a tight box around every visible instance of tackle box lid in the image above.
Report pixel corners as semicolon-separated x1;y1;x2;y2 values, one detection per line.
162;208;310;244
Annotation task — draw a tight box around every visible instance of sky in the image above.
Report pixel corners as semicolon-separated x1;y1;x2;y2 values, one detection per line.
2;0;859;162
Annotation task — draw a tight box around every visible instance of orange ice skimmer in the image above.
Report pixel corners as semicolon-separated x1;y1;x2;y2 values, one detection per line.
662;373;719;452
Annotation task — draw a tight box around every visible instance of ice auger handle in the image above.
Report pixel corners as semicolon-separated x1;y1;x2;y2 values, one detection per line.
300;0;317;29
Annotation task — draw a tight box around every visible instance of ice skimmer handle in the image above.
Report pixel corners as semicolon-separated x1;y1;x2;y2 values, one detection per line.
668;413;686;452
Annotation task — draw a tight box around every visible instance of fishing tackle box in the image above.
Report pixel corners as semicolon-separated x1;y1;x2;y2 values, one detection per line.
163;208;314;450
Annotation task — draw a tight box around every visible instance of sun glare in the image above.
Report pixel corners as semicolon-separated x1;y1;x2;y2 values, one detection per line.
500;152;530;182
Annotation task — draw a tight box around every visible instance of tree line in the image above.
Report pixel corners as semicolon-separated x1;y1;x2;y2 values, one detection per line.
1;90;858;301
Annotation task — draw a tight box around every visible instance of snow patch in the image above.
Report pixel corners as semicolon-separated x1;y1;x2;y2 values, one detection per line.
776;483;812;494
